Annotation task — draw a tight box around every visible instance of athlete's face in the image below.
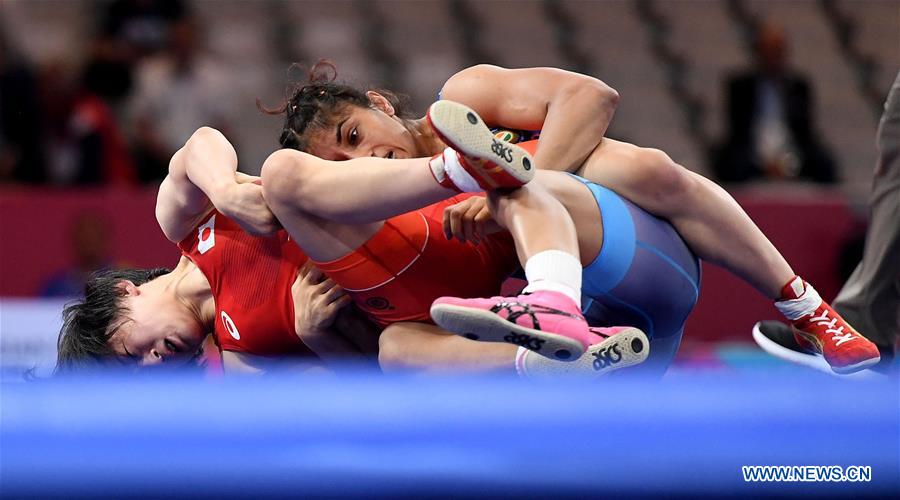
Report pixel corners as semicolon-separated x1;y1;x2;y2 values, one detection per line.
109;281;206;368
305;92;420;161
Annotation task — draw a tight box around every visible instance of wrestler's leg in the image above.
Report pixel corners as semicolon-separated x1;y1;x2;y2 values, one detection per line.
263;146;584;291
378;322;517;374
379;321;648;376
574;138;792;299
505;172;694;375
494;171;603;266
486;183;580;265
260;162;384;262
432;179;595;359
431;172;659;360
260;149;456;224
575;140;880;373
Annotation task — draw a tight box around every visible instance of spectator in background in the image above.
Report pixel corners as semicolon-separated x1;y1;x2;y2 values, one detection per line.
129;18;236;182
103;0;188;58
50;46;138;185
41;0;187;185
713;21;837;184
0;33;47;184
41;211;115;297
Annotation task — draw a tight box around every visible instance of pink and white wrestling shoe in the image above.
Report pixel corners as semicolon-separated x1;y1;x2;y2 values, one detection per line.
430;290;594;361
586;326;650;372
517;326;650;378
426;100;535;191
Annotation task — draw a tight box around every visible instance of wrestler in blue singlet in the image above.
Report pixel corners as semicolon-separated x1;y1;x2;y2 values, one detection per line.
438;86;701;373
491;127;700;375
569;174;700;376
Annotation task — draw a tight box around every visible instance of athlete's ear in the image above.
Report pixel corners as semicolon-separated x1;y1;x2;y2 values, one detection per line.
366;91;395;116
116;280;140;297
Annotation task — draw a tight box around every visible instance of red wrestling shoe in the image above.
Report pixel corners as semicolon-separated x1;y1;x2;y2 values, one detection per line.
426;100;535;190
431;290;593;361
776;277;880;374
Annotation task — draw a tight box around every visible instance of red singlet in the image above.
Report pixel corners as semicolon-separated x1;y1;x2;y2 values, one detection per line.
178;211;312;356
313;194;520;327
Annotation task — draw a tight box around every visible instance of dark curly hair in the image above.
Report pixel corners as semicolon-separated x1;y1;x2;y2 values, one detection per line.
55;267;172;374
260;60;412;152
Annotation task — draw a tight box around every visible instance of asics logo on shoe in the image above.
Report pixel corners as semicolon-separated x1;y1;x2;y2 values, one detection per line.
503;332;545;351
491;139;514;163
592;344;623;370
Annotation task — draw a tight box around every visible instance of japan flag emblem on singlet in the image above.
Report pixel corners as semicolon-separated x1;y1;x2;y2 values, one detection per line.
198;214;216;254
221;310;240;340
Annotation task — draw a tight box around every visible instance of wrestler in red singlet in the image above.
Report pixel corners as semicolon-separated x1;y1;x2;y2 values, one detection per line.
313;193;520;327
179;211;313;356
314;141;546;327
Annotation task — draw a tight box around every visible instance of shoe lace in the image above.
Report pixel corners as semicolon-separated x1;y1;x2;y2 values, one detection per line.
588;327;610;339
809;309;855;346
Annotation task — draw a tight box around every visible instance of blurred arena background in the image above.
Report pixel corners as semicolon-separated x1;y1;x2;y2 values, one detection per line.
1;1;898;496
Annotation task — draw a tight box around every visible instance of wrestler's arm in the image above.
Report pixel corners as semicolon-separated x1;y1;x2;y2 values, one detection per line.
292;264;380;363
439;65;619;174
441;195;504;244
156;126;277;243
155;146;215;243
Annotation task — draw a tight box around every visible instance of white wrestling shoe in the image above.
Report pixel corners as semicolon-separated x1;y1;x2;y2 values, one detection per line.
517;326;650;378
427;100;535;190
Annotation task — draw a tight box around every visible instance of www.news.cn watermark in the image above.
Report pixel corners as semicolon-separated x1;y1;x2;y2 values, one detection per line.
742;465;872;482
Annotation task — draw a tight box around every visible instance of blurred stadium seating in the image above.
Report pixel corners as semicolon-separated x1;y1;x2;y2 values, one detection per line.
2;0;895;183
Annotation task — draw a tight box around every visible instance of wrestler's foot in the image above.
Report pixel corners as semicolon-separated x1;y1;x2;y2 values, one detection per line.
792;303;880;374
427;100;534;190
776;278;880;374
753;320;821;368
431;290;592;361
517;326;650;378
752;321;880;378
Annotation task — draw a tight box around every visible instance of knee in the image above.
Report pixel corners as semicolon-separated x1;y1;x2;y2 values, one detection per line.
630;147;695;202
486;191;506;218
377;326;410;371
260;149;313;211
487;183;549;219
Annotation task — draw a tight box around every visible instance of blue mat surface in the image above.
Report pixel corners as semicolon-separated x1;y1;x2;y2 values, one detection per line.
2;369;898;498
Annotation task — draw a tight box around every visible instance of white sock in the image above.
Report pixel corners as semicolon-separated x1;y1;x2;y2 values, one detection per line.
774;281;823;320
440;147;481;193
521;250;582;307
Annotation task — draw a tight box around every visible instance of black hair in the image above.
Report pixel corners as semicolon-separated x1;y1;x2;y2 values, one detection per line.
260;60;412;152
55;267;171;374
